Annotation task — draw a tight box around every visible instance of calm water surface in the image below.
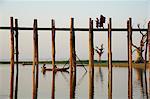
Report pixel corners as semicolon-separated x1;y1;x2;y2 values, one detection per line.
0;64;149;99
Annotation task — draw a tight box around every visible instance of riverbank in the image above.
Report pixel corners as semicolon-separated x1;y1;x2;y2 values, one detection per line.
0;60;149;69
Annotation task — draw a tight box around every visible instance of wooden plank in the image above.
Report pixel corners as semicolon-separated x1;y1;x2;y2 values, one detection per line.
108;18;112;99
127;18;133;99
10;17;14;99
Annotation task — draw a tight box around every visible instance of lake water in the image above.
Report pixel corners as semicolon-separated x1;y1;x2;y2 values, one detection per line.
0;64;149;99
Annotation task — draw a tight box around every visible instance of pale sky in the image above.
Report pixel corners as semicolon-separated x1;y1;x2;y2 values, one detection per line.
0;0;149;61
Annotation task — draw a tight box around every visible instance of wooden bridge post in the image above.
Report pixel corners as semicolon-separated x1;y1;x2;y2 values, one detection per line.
127;18;133;99
148;21;150;97
70;18;75;73
148;22;150;56
10;17;14;99
51;19;56;70
51;19;56;99
14;18;19;99
70;17;76;99
143;21;149;99
89;18;94;99
32;19;39;99
108;18;112;99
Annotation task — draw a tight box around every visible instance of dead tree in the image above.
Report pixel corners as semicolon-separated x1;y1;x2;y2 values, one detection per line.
132;24;147;63
94;44;104;62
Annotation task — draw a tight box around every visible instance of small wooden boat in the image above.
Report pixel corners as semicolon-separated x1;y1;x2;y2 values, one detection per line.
42;64;69;72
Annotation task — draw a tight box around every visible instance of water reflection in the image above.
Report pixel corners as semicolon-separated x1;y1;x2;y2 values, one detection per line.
14;63;19;99
89;68;94;99
70;70;76;99
3;65;149;99
51;70;56;99
32;65;39;99
134;67;149;99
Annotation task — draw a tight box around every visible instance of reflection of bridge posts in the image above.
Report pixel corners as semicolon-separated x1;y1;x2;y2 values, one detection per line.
51;71;56;99
89;18;94;99
32;19;39;99
10;17;14;99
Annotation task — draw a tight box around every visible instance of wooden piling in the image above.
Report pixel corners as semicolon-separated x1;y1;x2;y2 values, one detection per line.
89;18;94;99
32;19;39;99
10;17;14;99
70;18;74;73
127;18;133;99
108;18;112;99
14;18;19;99
148;21;150;97
51;19;56;70
143;21;149;99
147;21;150;62
51;19;56;99
70;18;76;99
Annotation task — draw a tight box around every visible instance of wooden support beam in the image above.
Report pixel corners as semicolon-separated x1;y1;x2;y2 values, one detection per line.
127;18;133;99
89;18;94;99
14;18;19;99
72;18;76;72
108;18;112;99
148;22;150;63
70;18;74;73
51;19;56;99
10;17;14;99
70;17;76;99
148;21;150;97
143;21;149;99
32;19;39;99
51;19;56;70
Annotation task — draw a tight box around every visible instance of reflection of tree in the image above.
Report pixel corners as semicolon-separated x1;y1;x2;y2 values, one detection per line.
134;68;144;98
134;67;149;99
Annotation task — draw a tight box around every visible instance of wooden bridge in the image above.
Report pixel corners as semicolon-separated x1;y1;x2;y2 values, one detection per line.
0;17;150;99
